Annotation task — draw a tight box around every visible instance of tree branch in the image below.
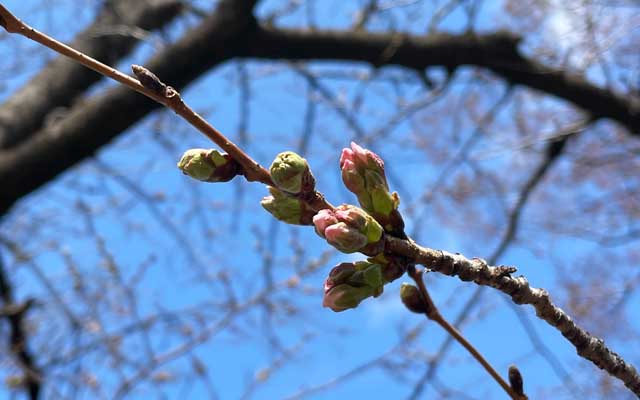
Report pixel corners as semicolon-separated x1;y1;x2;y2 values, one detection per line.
0;0;183;149
1;11;637;215
242;26;639;134
0;247;41;399
385;235;640;396
0;0;260;215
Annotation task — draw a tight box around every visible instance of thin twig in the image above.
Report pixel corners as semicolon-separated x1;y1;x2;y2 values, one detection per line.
0;4;271;185
407;267;521;399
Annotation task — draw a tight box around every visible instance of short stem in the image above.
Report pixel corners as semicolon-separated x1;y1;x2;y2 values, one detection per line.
408;267;521;399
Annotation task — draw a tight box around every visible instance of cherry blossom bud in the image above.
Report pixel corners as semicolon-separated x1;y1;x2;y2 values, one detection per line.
400;283;426;314
261;187;315;225
323;222;368;253
313;205;383;253
508;365;526;397
312;209;339;235
177;148;238;182
323;284;375;312
322;261;384;312
269;151;315;194
340;142;399;216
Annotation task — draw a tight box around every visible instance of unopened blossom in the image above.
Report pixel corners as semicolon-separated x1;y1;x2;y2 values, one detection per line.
313;205;383;253
269;151;315;195
322;261;384;312
340;142;399;216
400;283;426;314
177;148;238;182
261;186;315;225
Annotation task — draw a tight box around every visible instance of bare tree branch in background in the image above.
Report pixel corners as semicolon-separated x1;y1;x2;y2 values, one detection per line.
0;0;638;398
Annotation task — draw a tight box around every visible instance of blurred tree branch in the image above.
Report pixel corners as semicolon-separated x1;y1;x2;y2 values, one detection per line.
1;1;638;216
0;0;184;149
0;249;41;400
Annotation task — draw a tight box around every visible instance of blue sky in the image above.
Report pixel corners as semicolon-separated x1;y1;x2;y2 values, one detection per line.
0;0;638;399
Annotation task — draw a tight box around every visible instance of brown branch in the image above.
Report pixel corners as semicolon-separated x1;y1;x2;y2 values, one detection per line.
1;7;636;215
243;26;639;134
0;0;183;149
409;132;583;399
0;247;41;399
0;4;270;184
0;0;264;215
386;236;640;396
407;267;523;399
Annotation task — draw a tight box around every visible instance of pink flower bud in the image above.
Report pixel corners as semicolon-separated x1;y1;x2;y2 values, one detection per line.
313;209;339;237
324;222;368;253
322;261;384;312
339;142;399;216
312;205;383;253
322;284;374;312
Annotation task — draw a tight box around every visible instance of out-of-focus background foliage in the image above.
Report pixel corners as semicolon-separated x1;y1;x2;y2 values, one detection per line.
0;0;639;398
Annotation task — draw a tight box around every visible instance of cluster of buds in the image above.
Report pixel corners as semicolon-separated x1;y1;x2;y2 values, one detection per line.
313;205;383;254
178;143;410;313
322;261;384;312
261;151;320;225
177;148;239;182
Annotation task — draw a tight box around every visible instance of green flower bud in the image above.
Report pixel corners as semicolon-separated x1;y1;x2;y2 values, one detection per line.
269;151;315;194
313;205;383;254
323;284;376;312
400;283;426;314
177;149;238;182
261;187;315;225
360;262;383;289
323;261;385;312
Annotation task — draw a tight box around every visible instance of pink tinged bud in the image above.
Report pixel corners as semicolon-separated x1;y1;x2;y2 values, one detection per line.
339;142;399;216
322;261;385;312
341;167;369;206
343;142;385;175
324;263;357;292
334;205;383;243
350;141;384;171
313;205;383;253
333;206;366;228
312;209;339;237
324;222;368;253
322;284;375;312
